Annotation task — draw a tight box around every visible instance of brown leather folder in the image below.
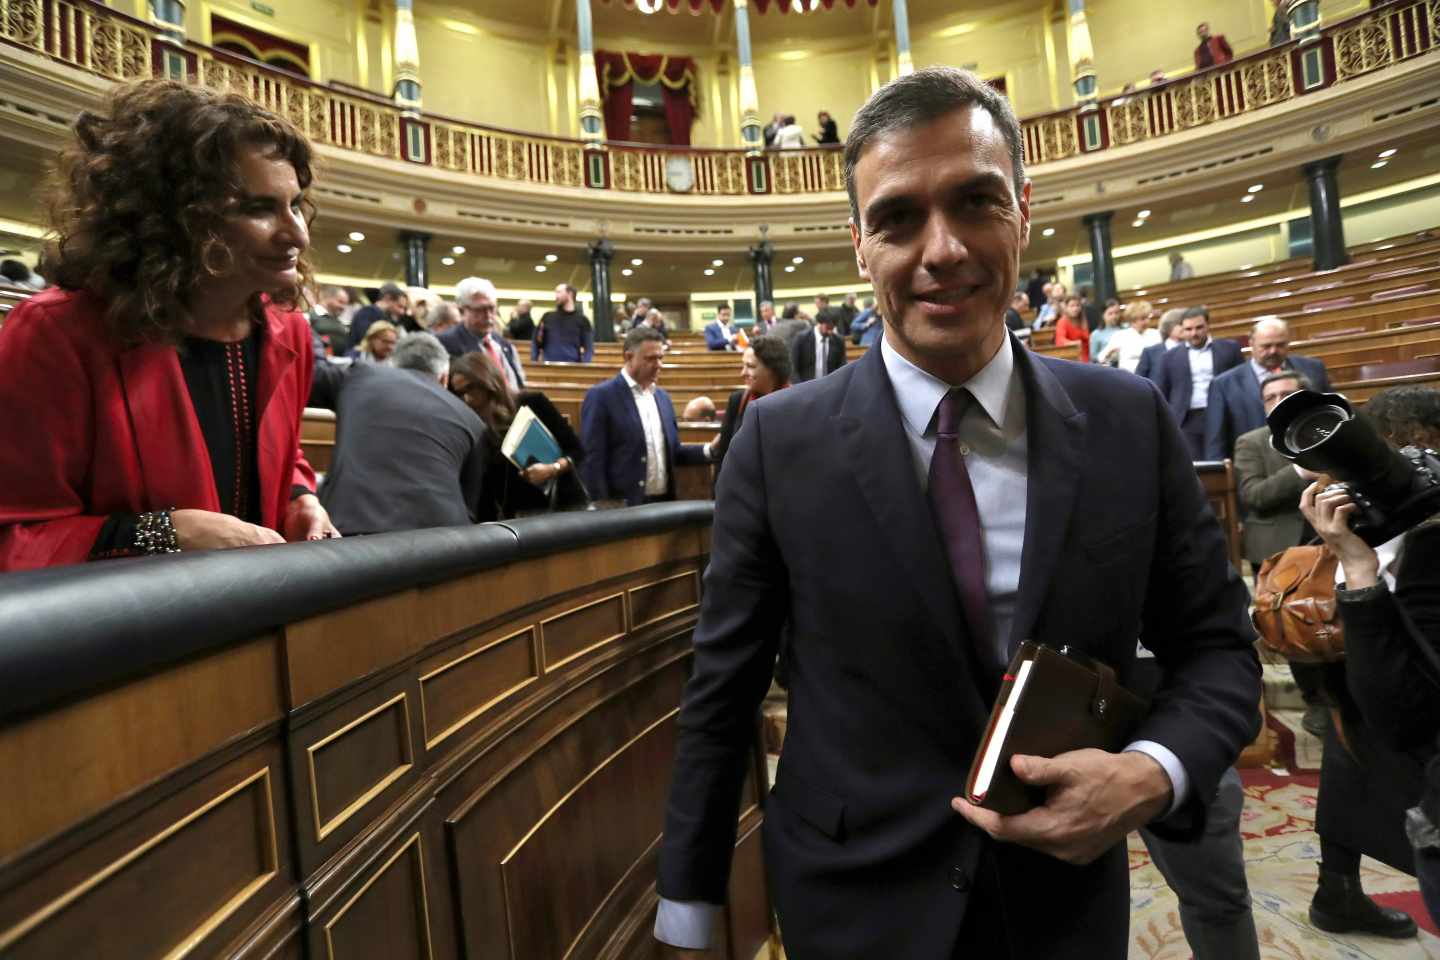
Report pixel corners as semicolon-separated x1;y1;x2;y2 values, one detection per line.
964;641;1149;816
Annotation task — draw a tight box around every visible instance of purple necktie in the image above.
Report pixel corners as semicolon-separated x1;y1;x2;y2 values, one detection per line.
928;388;991;659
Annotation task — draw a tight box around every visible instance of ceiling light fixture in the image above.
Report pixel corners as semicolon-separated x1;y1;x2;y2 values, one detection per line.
1247;184;1264;193
441;256;455;266
1371;160;1388;169
545;253;558;262
1378;148;1397;158
1240;194;1255;203
621;268;634;276
704;268;716;276
1137;209;1151;218
631;258;643;266
784;265;796;273
336;243;352;253
348;231;365;242
452;245;466;254
534;264;547;272
712;258;724;266
1042;227;1056;237
792;256;804;264
1131;219;1144;227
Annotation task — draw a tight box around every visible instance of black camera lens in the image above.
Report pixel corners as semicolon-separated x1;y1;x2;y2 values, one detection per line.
1284;404;1350;454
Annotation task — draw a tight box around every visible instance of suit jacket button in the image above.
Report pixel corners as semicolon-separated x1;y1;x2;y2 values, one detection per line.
950;866;969;891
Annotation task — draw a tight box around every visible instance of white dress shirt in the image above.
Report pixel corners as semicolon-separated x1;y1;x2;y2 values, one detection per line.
622;368;668;497
655;332;1188;950
814;328;831;378
1106;326;1161;373
1187;338;1215;410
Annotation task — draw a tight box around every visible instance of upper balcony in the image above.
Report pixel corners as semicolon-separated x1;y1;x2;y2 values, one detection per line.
0;0;1435;258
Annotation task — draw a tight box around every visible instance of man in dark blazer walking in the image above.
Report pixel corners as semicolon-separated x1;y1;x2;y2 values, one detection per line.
656;68;1260;959
436;276;527;391
1204;316;1331;461
581;327;711;506
790;306;849;382
1159;306;1244;459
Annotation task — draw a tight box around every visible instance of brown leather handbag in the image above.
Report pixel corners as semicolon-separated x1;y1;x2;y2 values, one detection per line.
1252;544;1345;662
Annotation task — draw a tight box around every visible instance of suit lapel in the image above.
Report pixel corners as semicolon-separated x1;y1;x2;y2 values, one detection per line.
1236;363;1264;429
118;342;221;512
834;348;968;666
1008;348;1087;653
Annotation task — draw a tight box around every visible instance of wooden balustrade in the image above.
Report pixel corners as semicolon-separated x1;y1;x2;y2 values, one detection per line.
0;504;776;960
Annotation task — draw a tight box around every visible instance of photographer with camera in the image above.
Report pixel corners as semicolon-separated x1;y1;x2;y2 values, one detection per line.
1294;385;1440;925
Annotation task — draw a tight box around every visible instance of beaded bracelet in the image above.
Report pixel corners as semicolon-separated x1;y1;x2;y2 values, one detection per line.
134;508;181;555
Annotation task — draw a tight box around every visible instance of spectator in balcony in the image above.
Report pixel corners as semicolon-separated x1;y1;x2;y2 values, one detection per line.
775;114;806;149
346;319;398;367
439;276;526;392
0;258;45;290
1169;250;1196;281
506;298;535;340
0;78;336;570
533;282;593;363
1054;294;1092;362
347;281;409;350
763;111;785;149
1269;0;1292;46
1149;69;1168;85
448;351;587;521
1194;22;1235;70
712;335;792;478
1089;299;1124;365
815;110;841;145
306;284;349;356
704;302;740;351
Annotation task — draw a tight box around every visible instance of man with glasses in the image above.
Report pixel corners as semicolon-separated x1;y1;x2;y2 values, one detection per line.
437;276;526;391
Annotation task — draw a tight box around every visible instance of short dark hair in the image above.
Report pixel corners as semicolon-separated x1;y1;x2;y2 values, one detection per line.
1063;294;1082;305
561;283;578;297
379;282;405;301
781;302;799;319
1182;305;1210;321
1260;369;1310;392
716;301;732;313
0;259;32;283
845;66;1025;230
749;334;791;385
816;306;843;328
623;325;664;353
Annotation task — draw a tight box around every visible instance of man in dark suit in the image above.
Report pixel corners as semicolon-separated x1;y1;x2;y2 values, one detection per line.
319;333;487;534
1204;316;1331;461
580;326;711;506
790;306;848;382
656;67;1260;959
1159;306;1244;459
436;276;527;392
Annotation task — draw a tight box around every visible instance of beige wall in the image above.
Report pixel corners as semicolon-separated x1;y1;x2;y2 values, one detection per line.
910;7;1059;119
414;15;548;130
1341;183;1440;245
752;44;872;144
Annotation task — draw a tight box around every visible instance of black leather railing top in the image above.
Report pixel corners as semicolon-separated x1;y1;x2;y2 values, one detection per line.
0;501;713;725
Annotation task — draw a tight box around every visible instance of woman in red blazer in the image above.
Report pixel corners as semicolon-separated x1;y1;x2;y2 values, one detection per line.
0;80;336;571
1054;293;1092;362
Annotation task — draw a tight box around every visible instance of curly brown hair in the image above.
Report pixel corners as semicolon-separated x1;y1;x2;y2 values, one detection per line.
44;79;317;345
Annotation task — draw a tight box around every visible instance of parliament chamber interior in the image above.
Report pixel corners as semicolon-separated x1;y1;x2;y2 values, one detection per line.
1;0;1439;957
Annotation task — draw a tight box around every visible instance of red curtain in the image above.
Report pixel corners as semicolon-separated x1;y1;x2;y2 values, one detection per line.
595;51;698;145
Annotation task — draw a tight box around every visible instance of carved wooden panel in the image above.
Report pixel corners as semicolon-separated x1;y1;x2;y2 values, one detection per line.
322;832;434;959
0;747;288;960
418;626;539;751
305;692;415;842
286;590;423;708
540;592;628;671
628;570;701;631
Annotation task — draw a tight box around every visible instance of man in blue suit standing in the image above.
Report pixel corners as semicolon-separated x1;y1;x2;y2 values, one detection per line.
1159;306;1244;459
1205;316;1331;461
703;302;740;351
581;326;712;505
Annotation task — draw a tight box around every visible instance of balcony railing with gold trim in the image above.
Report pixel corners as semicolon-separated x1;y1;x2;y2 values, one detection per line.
0;0;1435;196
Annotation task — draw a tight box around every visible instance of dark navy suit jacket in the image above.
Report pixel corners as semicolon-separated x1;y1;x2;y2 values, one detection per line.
658;338;1261;958
1159;338;1245;422
1135;340;1171;386
1204;355;1331;460
579;374;708;505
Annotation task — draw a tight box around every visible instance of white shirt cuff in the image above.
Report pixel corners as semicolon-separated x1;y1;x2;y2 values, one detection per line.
1124;740;1190;817
655;898;720;950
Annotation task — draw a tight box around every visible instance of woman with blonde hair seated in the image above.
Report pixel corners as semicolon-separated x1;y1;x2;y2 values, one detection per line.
448;352;587;521
347;319;399;366
0;79;336;570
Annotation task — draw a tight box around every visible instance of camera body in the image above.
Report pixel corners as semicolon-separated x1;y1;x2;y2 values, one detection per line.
1267;390;1440;545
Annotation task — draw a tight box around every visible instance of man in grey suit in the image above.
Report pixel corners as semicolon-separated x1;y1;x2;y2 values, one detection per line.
320;333;489;534
1233;368;1328;736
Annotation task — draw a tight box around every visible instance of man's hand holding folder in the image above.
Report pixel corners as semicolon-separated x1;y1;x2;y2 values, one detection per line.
953;748;1173;865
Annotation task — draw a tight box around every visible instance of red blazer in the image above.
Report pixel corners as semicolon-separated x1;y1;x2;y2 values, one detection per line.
0;288;317;571
1054;313;1092;362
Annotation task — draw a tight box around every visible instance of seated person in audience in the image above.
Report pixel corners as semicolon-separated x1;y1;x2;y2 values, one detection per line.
1034;281;1065;327
320;333;487;534
1097;299;1160;372
347;282;411;350
1234;369;1330;738
683;396;717;421
1135;308;1187;383
533;282;594;363
448;352;586;521
307;284;350;356
704;302;740;351
711;335;791;477
1053;293;1091;361
1002;291;1028;332
0;257;45;290
1204;315;1331;461
1089;299;1123;364
1160;306;1243;459
426;300;459;336
853;297;883;347
580;327;710;506
642;306;670;342
0;78;335;570
438;276;526;391
506;298;535;340
346;319;398;366
791;306;848;382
